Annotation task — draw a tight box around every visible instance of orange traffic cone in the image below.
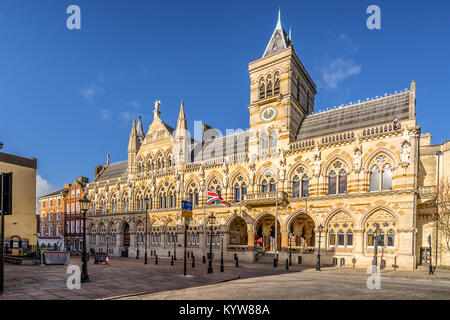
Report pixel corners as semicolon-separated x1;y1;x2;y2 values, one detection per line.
105;256;110;265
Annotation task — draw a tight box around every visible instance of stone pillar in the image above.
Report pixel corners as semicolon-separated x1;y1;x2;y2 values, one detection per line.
281;232;289;251
354;229;364;255
247;232;255;249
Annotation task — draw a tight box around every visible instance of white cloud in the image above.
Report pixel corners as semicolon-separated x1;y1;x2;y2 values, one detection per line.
100;108;112;120
36;174;55;198
322;58;362;89
130;100;140;108
80;78;105;101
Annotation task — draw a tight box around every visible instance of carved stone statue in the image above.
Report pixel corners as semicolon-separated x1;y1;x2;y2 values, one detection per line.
279;149;286;181
106;153;110;165
313;148;321;177
150;175;156;193
401;128;411;146
222;162;229;187
401;143;410;167
249;163;256;185
174;168;182;193
353;144;363;173
199;162;206;187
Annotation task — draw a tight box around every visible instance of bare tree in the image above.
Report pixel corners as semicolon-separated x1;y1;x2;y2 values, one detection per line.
437;178;450;252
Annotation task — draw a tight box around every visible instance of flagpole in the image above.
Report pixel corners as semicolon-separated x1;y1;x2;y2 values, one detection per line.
202;188;206;264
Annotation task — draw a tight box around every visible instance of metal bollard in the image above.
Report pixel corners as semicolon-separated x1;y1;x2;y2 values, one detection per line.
235;256;239;267
155;254;158;265
192;255;195;268
168;251;170;257
171;255;174;266
286;258;289;270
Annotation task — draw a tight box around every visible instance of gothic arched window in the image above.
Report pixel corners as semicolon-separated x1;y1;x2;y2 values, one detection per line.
329;230;336;247
382;164;392;191
266;75;273;96
370;166;380;191
234;184;240;202
338;170;347;194
337;230;345;247
269;179;276;192
367;230;374;247
292;176;300;198
260;132;268;155
274;72;280;95
346;230;353;248
301;175;309;197
259;78;265;100
261;180;268;193
387;229;395;248
269;131;277;153
328;171;337;195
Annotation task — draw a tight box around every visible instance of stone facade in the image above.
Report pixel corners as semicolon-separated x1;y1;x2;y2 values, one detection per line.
83;16;449;270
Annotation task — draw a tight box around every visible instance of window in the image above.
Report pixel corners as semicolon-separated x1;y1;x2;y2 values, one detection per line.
292;176;300;198
387;229;395;248
50;200;53;207
301;175;309;197
382;164;392;191
346;230;353;247
66;204;70;213
338;170;347;194
259;78;265;99
378;230;385;247
328;171;336;195
261;180;268;193
337;230;345;247
71;190;75;198
76;189;80;197
370;166;380;191
329;230;336;247
367;230;374;247
260;132;268;155
234;184;240;202
274;72;280;94
241;183;247;201
269;179;276;192
266;75;273;96
269;131;277;152
57;199;61;206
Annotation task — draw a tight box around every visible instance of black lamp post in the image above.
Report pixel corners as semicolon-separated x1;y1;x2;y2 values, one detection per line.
106;235;109;255
144;197;149;265
79;195;91;283
428;234;434;275
435;150;443;270
173;232;177;261
315;224;324;271
288;232;293;266
373;223;380;270
207;214;216;274
220;233;224;272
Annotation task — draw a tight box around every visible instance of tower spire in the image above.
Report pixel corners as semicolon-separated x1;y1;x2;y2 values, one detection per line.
176;100;187;131
262;9;292;58
136;115;145;144
127;118;138;153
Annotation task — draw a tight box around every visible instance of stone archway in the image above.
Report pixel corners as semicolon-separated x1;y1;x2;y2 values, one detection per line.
228;216;248;246
122;222;130;257
254;214;281;253
288;213;316;248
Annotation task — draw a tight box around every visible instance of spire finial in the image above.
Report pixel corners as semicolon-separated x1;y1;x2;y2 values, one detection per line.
289;26;292;40
276;8;282;29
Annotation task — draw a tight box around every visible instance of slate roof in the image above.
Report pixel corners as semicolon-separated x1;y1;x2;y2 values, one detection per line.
262;10;292;58
296;90;411;140
40;187;69;199
93;161;128;182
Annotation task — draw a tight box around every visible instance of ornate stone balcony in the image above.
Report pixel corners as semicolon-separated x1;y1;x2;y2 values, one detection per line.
242;191;289;208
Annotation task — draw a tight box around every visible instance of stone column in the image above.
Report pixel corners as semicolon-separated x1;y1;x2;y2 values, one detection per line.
247;232;255;249
281;232;289;251
354;228;364;255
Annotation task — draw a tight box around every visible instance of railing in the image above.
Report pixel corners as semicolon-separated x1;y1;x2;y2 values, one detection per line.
242;191;288;207
290;139;315;150
228;245;248;251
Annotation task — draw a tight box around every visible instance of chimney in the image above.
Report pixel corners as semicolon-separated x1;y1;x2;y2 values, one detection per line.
64;183;72;188
95;165;103;178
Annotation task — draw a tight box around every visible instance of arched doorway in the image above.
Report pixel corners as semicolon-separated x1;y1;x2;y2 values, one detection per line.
228;216;248;247
255;214;281;253
288;213;316;249
122;222;130;257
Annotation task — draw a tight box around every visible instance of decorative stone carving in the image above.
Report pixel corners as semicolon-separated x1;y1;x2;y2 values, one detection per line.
353;143;363;173
222;162;229;188
312;148;321;177
401;129;411;168
279;149;286;181
249;163;256;186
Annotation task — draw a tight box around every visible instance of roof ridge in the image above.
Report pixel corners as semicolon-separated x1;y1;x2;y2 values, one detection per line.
310;87;410;117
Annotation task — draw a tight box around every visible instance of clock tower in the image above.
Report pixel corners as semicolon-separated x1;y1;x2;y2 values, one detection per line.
248;10;316;157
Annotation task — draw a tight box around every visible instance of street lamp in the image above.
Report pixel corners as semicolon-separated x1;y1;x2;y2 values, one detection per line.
144;197;149;265
373;223;380;271
290;232;294;262
207;214;216;274
316;224;324;271
220;233;224;272
79;195;91;283
435;150;443;270
428;234;434;275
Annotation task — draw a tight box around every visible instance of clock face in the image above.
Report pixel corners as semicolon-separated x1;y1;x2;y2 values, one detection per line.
261;106;277;122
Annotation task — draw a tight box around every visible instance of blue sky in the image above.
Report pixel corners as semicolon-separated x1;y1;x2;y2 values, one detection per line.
0;0;449;197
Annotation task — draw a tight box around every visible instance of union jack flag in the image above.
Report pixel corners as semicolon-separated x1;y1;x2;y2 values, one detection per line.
206;187;230;207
